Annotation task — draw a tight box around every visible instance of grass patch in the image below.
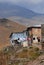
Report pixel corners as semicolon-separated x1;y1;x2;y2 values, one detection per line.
15;47;40;60
0;46;42;65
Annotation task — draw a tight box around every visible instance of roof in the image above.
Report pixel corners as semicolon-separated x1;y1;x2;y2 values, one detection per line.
32;25;41;27
28;25;41;27
27;25;41;30
9;30;27;38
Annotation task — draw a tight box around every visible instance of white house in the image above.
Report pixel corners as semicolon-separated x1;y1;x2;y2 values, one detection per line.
9;31;30;47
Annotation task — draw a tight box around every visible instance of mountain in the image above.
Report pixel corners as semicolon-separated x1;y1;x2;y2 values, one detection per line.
0;2;44;26
0;18;27;49
0;2;44;18
0;3;36;18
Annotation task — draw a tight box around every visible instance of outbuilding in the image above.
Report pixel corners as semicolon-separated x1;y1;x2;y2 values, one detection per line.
27;25;41;43
9;30;31;47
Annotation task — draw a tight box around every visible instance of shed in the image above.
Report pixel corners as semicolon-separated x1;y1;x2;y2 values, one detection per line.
27;25;41;43
9;30;31;47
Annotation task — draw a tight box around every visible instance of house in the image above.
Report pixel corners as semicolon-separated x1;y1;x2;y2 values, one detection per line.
9;24;44;50
9;30;31;47
27;25;41;43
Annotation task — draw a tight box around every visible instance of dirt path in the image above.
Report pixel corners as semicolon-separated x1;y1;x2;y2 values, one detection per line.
27;54;44;65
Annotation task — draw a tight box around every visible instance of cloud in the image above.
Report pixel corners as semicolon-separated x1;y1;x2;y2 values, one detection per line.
0;0;43;4
0;0;20;3
29;0;43;4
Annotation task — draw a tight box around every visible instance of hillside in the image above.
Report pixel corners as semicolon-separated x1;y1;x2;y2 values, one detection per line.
8;16;44;26
0;18;27;49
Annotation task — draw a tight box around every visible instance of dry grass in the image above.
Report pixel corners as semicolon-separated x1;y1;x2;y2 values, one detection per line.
0;46;41;65
15;47;40;59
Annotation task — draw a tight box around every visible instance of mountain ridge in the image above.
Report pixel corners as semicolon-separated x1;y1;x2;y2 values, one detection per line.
0;2;44;26
0;2;44;18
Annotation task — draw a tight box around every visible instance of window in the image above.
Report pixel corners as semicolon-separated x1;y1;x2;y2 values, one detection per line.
12;40;15;43
33;37;35;40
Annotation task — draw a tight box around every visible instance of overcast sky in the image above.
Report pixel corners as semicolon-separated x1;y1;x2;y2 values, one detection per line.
0;0;44;13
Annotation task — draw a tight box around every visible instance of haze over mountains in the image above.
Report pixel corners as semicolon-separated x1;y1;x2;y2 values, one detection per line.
0;2;44;26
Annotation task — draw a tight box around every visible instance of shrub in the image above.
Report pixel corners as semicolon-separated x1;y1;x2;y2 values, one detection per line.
29;46;33;49
34;47;39;52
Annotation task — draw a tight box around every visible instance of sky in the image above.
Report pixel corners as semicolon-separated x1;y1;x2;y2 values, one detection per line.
0;0;44;13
